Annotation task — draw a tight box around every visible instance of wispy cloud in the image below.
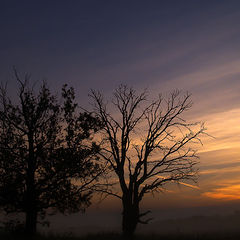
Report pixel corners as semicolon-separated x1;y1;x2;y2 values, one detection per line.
178;182;200;190
156;175;200;190
200;166;240;176
202;184;240;201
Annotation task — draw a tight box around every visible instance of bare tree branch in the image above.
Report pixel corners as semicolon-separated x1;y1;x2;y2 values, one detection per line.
90;85;205;236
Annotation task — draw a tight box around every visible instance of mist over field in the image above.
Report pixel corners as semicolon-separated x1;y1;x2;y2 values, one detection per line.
35;203;240;236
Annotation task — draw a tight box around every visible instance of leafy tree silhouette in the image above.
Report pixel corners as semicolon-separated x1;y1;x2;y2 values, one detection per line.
90;85;205;237
0;71;103;236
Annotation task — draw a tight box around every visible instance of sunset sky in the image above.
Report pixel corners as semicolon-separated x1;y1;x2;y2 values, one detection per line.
1;0;240;230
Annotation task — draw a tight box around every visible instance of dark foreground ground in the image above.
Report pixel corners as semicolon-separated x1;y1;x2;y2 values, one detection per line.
2;212;240;239
2;232;240;240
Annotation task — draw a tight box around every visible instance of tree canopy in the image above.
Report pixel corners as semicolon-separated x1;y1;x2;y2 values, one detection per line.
0;72;103;235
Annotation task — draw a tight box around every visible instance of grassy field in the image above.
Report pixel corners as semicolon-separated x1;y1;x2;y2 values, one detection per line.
1;232;240;240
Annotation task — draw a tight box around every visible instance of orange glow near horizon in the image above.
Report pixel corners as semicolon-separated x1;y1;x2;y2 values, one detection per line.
202;184;240;201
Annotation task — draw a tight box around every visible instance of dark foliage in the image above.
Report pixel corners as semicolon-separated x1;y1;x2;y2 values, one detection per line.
0;71;103;235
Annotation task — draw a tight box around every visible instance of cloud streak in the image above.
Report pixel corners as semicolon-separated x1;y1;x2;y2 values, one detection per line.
203;184;240;201
156;175;200;190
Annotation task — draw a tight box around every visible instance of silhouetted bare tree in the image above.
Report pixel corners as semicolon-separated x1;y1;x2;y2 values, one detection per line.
90;85;205;237
0;71;103;235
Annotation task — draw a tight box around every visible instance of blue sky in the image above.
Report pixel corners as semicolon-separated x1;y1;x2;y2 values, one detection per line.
1;1;240;96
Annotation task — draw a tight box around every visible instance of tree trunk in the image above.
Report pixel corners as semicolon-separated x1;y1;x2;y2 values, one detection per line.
25;208;37;235
25;168;37;236
25;132;37;236
122;198;139;237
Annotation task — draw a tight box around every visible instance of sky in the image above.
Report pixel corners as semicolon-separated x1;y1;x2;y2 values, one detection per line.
1;0;240;233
